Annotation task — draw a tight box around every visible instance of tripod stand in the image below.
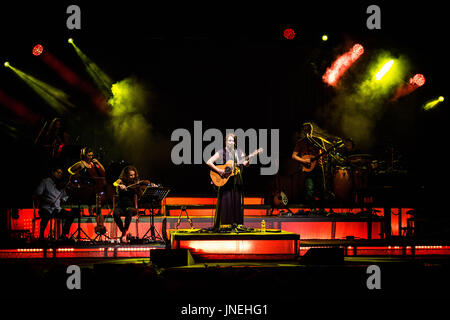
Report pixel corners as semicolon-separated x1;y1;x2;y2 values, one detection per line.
69;204;93;242
140;187;170;244
176;206;194;229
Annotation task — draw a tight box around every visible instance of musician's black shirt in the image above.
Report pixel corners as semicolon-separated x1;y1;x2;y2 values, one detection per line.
117;180;139;208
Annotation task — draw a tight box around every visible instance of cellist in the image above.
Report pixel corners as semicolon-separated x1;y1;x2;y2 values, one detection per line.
67;147;106;202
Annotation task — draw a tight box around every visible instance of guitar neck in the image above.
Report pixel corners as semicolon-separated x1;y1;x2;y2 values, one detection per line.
311;141;343;161
237;148;263;164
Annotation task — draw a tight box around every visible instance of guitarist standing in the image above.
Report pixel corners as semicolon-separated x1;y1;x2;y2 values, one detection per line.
291;123;327;214
207;133;249;231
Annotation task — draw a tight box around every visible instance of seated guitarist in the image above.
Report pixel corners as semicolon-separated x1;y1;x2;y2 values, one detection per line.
207;133;249;231
291;122;326;214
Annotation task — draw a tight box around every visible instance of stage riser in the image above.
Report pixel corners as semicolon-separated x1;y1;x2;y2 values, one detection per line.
10;220;383;241
171;231;300;260
0;248;155;259
14;207;413;239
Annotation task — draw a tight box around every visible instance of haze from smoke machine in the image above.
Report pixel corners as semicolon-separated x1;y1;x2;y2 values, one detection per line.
320;51;409;150
107;77;156;178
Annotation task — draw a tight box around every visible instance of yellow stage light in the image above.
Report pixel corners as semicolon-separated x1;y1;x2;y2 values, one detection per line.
376;60;394;81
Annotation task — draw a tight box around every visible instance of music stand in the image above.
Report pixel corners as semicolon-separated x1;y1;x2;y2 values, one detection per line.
69;204;94;242
139;187;170;244
67;179;105;244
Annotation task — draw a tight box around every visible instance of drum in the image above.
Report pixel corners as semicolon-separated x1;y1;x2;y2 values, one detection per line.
333;166;353;202
353;166;370;190
348;154;372;165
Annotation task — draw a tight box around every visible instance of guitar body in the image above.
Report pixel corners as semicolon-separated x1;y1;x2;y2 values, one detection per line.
298;140;344;173
210;160;240;187
209;148;263;187
273;191;288;207
301;154;318;173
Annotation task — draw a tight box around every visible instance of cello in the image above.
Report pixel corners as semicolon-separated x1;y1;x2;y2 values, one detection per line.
90;160;108;235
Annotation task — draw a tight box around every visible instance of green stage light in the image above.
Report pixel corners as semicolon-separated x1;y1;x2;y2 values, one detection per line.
68;38;74;44
439;96;445;102
322;34;328;41
4;61;10;67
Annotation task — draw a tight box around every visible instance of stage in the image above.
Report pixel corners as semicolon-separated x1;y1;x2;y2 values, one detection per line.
1;2;449;308
3;195;450;261
3;200;450;303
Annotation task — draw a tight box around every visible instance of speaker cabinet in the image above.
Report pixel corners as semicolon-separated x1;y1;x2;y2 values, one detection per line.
150;249;195;268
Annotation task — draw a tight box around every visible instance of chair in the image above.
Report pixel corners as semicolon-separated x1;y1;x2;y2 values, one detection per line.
109;194;141;240
31;198;40;240
32;198;61;241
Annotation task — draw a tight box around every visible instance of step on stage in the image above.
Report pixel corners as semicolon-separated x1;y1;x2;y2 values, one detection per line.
170;228;300;260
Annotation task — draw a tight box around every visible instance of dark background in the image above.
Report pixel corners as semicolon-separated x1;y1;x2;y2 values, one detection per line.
0;1;448;210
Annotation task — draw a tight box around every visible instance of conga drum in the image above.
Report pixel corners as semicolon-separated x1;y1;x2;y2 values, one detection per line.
333;166;353;202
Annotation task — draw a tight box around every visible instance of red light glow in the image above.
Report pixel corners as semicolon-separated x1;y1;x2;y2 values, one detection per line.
32;44;44;56
392;73;426;101
409;74;425;87
322;43;364;86
283;28;295;40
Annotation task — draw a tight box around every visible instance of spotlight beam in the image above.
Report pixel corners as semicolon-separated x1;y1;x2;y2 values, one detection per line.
391;73;426;101
424;96;445;111
0;89;40;125
322;44;364;87
6;63;73;114
68;39;113;99
37;49;109;115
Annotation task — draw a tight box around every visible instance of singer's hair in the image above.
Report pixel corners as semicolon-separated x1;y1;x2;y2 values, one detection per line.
225;133;237;146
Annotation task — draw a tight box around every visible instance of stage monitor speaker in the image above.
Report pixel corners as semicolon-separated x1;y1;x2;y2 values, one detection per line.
150;248;195;268
301;248;344;264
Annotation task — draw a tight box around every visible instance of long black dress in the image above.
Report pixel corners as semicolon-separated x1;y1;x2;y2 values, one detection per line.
213;148;245;229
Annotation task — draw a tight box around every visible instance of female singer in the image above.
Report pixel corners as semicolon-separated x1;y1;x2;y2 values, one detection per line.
206;133;249;231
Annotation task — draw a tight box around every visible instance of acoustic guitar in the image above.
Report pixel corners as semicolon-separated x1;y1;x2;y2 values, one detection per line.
210;148;263;187
300;141;344;173
273;191;288;207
